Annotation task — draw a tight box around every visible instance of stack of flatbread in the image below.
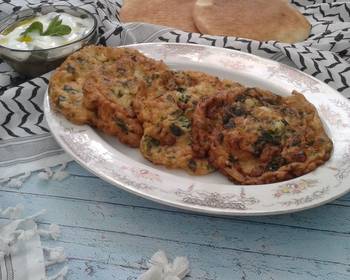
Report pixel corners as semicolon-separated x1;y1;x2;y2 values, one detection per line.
120;0;311;43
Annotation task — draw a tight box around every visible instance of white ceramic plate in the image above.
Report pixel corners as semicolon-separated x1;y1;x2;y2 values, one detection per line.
44;43;350;216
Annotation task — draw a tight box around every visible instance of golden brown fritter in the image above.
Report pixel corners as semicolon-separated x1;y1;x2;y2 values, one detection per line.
136;70;242;175
192;88;333;184
49;46;125;125
82;50;168;147
49;45;168;147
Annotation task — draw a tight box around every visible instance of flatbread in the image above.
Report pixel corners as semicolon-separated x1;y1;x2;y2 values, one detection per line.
193;0;311;43
120;0;199;33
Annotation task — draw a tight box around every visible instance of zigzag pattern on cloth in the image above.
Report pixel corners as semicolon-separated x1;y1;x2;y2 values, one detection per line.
0;0;349;142
0;76;50;139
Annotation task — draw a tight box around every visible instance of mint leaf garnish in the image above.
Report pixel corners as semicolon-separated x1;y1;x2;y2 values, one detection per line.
42;15;71;36
19;15;71;41
21;21;43;36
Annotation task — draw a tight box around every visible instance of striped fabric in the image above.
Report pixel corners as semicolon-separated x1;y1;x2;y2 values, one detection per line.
0;0;120;180
0;0;349;181
0;255;14;280
0;208;53;280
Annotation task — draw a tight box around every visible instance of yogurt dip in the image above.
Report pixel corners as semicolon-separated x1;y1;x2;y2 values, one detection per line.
0;12;95;50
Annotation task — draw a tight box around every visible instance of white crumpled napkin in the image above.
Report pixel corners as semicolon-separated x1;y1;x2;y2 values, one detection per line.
139;251;190;280
0;205;190;280
0;205;67;280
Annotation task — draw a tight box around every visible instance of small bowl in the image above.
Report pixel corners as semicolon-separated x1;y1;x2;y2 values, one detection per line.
0;5;98;77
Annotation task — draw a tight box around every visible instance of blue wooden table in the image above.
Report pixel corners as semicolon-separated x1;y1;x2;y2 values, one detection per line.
0;162;349;279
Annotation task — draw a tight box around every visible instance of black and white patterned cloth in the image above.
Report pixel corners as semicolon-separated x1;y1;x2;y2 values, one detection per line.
0;0;349;181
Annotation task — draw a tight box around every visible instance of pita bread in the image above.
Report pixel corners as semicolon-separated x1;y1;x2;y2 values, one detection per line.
120;0;199;33
193;0;311;43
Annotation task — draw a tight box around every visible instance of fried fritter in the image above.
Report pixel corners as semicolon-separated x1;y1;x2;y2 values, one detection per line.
49;46;124;125
82;50;168;147
192;88;333;184
136;70;242;175
50;46;331;184
49;45;168;147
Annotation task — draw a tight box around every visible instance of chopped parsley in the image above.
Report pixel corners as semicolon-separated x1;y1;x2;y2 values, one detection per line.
228;154;237;164
170;123;183;137
188;159;197;172
114;118;128;134
266;156;286;171
177;115;191;129
63;85;79;93
144;136;160;151
178;92;190;104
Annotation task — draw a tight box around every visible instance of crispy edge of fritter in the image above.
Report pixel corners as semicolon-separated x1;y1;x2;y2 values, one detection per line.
191;87;246;158
139;133;215;175
82;71;145;148
81;47;169;147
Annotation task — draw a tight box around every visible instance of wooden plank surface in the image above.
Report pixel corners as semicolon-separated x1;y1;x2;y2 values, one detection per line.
1;162;350;279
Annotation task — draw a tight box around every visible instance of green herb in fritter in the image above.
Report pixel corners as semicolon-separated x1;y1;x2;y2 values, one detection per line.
114;117;129;133
188;159;197;172
170;123;183;137
267;156;286;171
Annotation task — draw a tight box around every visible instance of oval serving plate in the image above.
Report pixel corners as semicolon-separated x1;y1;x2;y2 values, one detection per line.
44;43;350;216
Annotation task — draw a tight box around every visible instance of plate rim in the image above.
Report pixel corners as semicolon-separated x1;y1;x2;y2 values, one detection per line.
44;42;350;216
